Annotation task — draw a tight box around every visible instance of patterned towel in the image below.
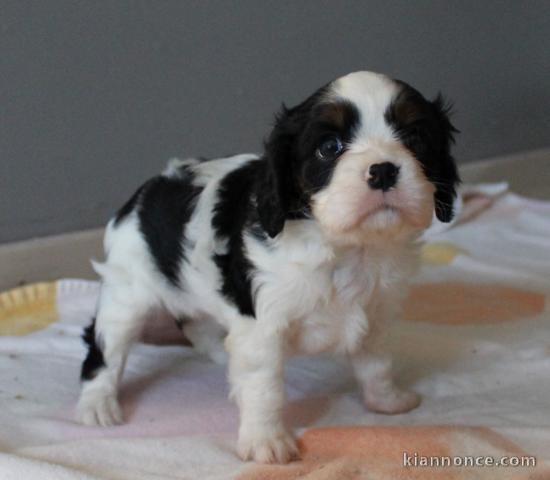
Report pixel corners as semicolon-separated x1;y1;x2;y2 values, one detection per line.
1;188;549;479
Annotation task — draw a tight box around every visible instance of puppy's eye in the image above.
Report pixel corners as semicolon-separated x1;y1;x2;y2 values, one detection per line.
316;136;343;159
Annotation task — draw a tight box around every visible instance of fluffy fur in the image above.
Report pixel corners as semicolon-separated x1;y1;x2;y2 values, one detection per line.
76;71;459;463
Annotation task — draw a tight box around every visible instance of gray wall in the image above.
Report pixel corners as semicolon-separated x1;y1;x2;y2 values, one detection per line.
1;1;549;243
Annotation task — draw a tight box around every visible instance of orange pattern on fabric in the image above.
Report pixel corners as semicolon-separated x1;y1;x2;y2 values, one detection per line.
238;426;545;480
404;283;545;325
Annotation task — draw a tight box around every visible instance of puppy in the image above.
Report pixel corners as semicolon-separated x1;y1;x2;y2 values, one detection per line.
76;71;459;463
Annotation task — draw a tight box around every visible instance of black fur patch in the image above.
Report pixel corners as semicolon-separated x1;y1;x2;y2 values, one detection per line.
114;183;146;226
137;174;203;286
256;86;360;237
298;100;360;193
255;86;328;237
212;160;261;317
385;80;460;222
81;318;106;381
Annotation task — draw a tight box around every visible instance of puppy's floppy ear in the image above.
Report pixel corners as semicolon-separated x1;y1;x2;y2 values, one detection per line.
256;104;301;237
430;94;460;223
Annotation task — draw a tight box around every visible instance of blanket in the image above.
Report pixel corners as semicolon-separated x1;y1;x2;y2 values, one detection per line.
1;187;549;479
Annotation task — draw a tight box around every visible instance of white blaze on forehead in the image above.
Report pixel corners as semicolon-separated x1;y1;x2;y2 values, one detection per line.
329;71;399;146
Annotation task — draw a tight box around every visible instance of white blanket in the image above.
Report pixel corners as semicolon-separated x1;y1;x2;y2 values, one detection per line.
1;188;549;479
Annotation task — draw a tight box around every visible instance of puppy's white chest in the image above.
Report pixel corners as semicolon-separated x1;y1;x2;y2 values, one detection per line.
288;251;378;355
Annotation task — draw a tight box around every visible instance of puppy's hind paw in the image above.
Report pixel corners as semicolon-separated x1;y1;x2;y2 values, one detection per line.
365;388;421;415
238;428;300;464
76;393;124;427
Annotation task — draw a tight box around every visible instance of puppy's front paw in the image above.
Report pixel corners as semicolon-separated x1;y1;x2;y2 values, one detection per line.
365;388;421;415
76;391;123;427
238;427;299;464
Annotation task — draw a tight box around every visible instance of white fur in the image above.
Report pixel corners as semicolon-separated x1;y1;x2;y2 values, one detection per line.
77;72;433;464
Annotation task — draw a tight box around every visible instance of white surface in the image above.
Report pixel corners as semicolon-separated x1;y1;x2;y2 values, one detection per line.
1;189;550;478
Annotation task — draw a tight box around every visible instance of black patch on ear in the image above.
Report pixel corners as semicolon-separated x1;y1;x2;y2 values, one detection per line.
212;159;262;317
81;318;106;381
137;174;203;286
386;81;460;222
256;86;331;237
430;94;460;222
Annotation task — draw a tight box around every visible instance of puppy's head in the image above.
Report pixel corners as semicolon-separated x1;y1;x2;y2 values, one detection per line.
256;71;459;245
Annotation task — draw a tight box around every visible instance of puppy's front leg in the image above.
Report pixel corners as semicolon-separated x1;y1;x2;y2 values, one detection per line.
351;324;420;415
226;324;298;464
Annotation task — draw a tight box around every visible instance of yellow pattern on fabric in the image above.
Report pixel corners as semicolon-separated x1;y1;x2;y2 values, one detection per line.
0;282;58;335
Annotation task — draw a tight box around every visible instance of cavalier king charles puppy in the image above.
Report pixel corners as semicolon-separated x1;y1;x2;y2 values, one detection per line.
76;71;459;463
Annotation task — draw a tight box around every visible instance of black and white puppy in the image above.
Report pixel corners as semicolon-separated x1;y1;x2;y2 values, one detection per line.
77;71;459;463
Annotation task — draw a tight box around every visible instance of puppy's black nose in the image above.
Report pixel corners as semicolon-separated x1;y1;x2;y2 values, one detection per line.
368;162;399;191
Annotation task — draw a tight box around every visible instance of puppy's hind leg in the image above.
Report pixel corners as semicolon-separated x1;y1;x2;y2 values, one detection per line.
76;286;150;427
351;347;421;414
350;319;420;414
183;319;228;365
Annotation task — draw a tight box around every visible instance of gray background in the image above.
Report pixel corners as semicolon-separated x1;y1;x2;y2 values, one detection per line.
1;1;549;243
